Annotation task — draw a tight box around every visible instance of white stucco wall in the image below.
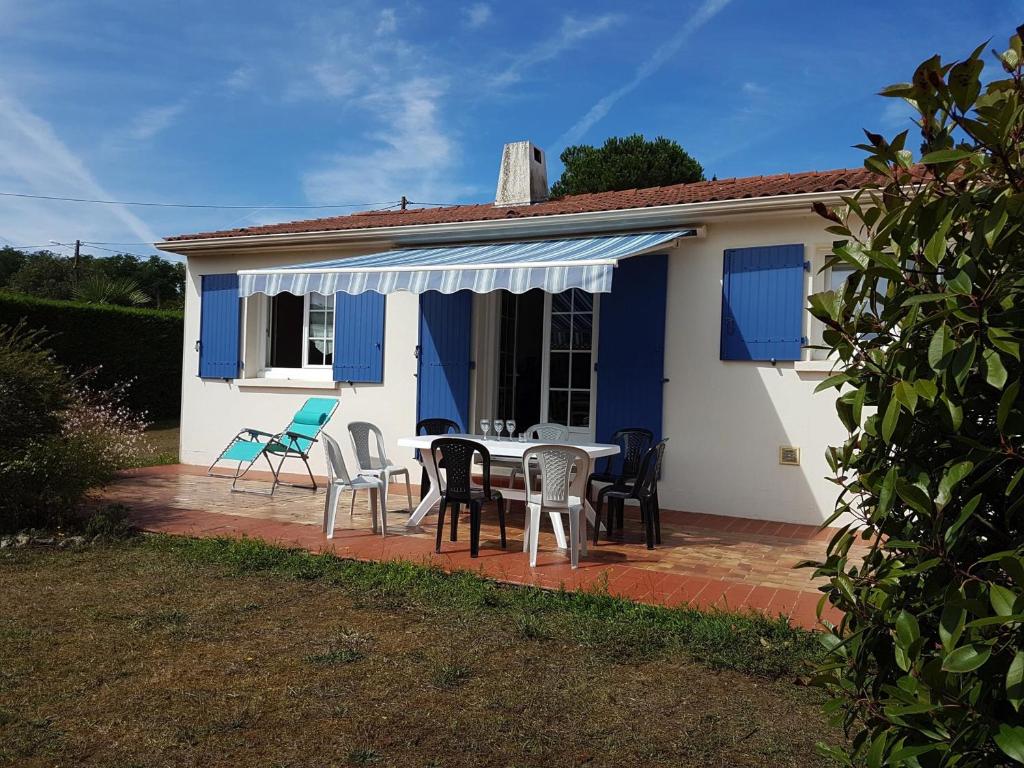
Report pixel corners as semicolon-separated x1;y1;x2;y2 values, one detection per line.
177;210;847;525
659;213;845;524
180;249;422;480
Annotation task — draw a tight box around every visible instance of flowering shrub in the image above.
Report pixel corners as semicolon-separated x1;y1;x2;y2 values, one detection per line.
0;322;146;532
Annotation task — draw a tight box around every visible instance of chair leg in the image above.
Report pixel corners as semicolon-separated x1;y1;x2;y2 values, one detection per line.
578;508;589;557
349;489;357;517
435;498;447;553
469;501;481;558
404;472;413;513
380;470;390;519
420;467;430;501
616;499;624;531
450;502;460;542
497;497;506;549
643;498;656;550
568;510;579;568
653;490;662;544
325;486;339;538
593;496;604;545
377;486;387;537
528;504;541;567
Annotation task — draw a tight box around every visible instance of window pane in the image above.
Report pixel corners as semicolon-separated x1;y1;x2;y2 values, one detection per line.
571;352;591;388
549;352;569;388
310;293;332;310
830;266;854;292
550;313;571;350
549;390;568;425
572;290;593;313
309;313;328;338
572;313;592;350
569;391;590;428
552;291;572;313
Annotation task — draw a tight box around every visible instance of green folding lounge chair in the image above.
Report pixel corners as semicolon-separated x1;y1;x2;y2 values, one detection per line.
208;397;339;495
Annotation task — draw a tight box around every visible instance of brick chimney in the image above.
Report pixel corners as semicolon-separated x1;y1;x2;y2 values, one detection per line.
495;141;548;207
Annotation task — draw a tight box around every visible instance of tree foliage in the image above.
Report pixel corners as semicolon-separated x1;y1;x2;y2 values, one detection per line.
1;248;184;308
549;134;704;197
807;28;1024;767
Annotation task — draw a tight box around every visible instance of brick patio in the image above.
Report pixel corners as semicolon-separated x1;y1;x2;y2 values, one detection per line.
101;464;855;629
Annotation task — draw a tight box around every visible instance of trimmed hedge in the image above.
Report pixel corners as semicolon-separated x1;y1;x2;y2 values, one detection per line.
0;292;183;419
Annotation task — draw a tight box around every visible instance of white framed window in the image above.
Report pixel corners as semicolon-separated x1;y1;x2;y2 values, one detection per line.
258;292;335;380
541;288;599;439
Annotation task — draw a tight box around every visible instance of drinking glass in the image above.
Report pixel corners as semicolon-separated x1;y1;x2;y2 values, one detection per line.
493;419;505;441
506;419;517;440
480;418;490;439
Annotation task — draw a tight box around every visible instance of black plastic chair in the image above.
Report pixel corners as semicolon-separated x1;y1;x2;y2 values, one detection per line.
593;440;668;550
430;437;506;557
416;418;460;500
585;427;654;509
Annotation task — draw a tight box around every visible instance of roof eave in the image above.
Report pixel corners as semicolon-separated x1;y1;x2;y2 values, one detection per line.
154;188;853;256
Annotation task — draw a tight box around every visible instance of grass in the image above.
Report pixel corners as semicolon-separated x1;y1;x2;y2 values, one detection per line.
0;535;838;766
133;419;179;467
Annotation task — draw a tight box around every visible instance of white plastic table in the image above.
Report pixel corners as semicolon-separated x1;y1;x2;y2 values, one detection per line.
397;434;620;545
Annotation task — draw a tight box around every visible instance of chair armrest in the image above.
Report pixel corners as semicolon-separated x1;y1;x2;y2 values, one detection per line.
284;431;318;444
243;428;276;439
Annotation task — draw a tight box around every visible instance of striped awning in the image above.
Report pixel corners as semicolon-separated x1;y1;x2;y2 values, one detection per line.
238;230;693;297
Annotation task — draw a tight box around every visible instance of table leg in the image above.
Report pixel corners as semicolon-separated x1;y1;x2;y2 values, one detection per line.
406;461;442;526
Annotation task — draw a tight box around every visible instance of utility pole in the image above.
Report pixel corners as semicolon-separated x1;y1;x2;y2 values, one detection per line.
73;239;81;282
400;195;408;211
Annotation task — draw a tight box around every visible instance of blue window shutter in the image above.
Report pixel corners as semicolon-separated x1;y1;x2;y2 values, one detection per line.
417;290;472;430
595;253;668;443
333;292;385;383
198;273;240;379
721;244;805;361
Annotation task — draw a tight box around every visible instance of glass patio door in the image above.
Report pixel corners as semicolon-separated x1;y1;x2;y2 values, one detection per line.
541;288;598;439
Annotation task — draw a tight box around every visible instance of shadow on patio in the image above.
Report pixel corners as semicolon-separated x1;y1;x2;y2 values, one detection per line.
99;465;858;629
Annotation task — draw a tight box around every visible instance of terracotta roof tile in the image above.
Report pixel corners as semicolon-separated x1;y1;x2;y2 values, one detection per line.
163;166;884;242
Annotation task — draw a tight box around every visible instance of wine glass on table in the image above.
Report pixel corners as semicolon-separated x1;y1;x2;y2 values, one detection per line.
493;419;505;441
505;419;517;441
480;418;490;440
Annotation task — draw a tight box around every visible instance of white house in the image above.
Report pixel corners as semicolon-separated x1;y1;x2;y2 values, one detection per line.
157;141;872;526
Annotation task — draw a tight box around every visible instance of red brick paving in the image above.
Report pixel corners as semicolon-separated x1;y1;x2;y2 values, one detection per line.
102;465;857;630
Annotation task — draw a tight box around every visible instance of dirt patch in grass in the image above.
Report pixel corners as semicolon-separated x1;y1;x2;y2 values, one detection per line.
0;542;839;767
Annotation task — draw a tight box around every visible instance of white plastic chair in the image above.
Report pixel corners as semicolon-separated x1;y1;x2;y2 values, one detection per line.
508;422;570;489
322;433;386;537
522;444;590;568
347;421;413;518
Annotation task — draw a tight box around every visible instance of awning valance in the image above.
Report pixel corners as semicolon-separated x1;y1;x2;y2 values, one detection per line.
237;230;693;297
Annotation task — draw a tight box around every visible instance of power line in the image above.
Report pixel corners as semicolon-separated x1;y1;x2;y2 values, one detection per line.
0;190;400;211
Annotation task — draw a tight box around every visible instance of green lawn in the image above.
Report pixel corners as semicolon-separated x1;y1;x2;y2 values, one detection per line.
0;535;840;767
135;419;180;466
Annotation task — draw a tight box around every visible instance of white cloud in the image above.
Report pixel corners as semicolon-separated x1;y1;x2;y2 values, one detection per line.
741;81;767;96
0;87;159;247
559;0;734;146
225;65;255;92
465;3;492;28
127;100;187;141
303;77;473;205
491;14;621;88
376;8;397;35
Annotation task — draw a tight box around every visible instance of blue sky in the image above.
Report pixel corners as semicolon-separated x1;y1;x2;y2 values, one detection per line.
0;0;1016;259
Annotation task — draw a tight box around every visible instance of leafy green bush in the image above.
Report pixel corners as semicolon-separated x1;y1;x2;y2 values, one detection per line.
807;30;1024;767
0;292;182;419
0;323;146;532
